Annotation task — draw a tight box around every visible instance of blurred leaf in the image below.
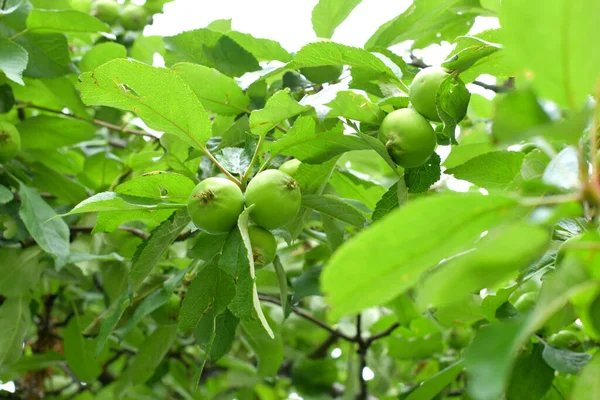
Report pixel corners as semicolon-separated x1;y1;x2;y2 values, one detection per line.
506;343;554;400
0;247;46;296
0;0;22;15
321;192;518;319
301;194;366;227
127;324;178;385
444;151;525;190
0;297;29;366
240;317;283;377
542;147;580;191
492;89;551;145
64;313;101;382
292;266;322;301
442;36;501;73
27;9;110;33
130;36;165;65
542;345;592;374
18;116;95;150
0;185;13;205
311;0;362;39
79;43;127;73
0;39;28;85
78;59;212;150
571;353;600;399
443;142;494;169
405;362;463;400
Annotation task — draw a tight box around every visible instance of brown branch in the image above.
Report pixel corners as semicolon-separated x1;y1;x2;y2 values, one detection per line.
308;333;339;359
258;294;356;342
365;322;400;345
356;314;368;400
16;102;154;138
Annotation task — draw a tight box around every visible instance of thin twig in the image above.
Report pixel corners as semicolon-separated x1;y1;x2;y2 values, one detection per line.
258;294;355;342
365;322;400;345
356;314;368;400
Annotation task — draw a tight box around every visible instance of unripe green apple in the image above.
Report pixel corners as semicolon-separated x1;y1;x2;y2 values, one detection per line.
513;292;537;314
378;108;436;168
151;293;181;324
70;0;92;13
248;226;277;267
547;330;580;350
409;67;449;121
279;159;301;177
447;327;472;350
245;170;301;230
300;65;343;85
92;0;119;24
187;177;244;234
0;121;21;162
120;4;149;31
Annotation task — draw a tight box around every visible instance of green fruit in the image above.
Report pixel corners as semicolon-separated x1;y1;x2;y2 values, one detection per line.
520;143;538;154
248;226;277;267
409;67;449;121
70;0;92;13
548;330;580;350
187;177;245;234
245;170;301;230
378;108;436;168
0;214;17;239
299;65;343;85
514;292;537;313
92;0;119;24
448;327;472;350
292;358;338;395
0;121;21;162
120;4;149;31
151;294;181;324
279;159;301;177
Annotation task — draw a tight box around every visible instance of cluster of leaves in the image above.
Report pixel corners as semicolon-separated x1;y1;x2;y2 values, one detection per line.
0;0;600;399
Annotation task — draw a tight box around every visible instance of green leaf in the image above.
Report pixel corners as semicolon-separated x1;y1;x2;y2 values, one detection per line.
405;362;463;400
0;247;46;296
326;90;384;124
240;317;283;377
311;0;362;39
17;116;95;150
0;297;29;366
405;153;441;194
0;39;28;85
129;209;191;291
365;0;478;50
63;313;101;382
492;89;551;144
63;192;185;216
19;184;70;266
321;192;518;319
79;43;127;73
249;89;311;136
500;0;600;109
130;36;165;65
115;171;195;202
127;324;178;385
301;194;366;228
436;74;470;144
506;343;554;400
26;9;110;33
220;230;253;320
542;345;592;374
329;170;387;212
293;41;400;83
194;308;239;362
442;36;502;73
0;185;14;205
78;59;212;149
226;31;292;62
418;223;550;308
95;291;130;356
273;256;288;314
571;353;600;399
172;62;250;115
444;151;525;190
164;28;260;77
16;33;75;79
178;262;235;332
372;180;403;221
0;0;23;15
443;142;494;169
207;18;231;33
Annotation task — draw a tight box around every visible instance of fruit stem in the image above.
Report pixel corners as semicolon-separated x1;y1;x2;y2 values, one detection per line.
241;133;267;189
200;147;242;187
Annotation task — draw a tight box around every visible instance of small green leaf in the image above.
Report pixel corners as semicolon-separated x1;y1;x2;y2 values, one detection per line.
326;90;384;124
79;43;127;73
301;194;366;227
436;74;470;144
249;89;311;136
542;345;592;374
0;296;29;366
442;36;501;73
405;153;441;194
27;9;110;34
0;247;46;296
127;324;178;385
444;151;525;190
63;313;101;382
0;185;13;205
226;31;292;62
311;0;362;39
571;353;600;399
0;39;28;85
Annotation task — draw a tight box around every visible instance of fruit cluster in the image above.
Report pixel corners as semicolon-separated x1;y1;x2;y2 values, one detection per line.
379;67;451;168
72;0;151;31
187;165;302;268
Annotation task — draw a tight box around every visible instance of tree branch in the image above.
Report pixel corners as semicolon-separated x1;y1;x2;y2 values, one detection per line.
365;322;400;345
356;314;368;400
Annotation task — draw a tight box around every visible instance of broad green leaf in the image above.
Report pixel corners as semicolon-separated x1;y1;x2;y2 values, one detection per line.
444;151;525;190
16;33;75;79
0;39;28;85
571;353;600;399
0;297;29;366
240;317;283;378
178;262;235;332
249;89;311;136
0;0;22;15
194;308;239;362
164;28;260;77
386;318;443;360
129;209;190;291
501;0;600;109
130;35;165;65
127;324;178;385
226;31;292;62
19;184;70;266
301;194;366;228
0;185;13;205
0;247;46;296
365;0;478;50
492;89;551;145
293;41;400;83
372;180;402;221
436;74;470;144
38;76;90;118
443;142;494;169
78;59;212;149
542;345;592;374
172;63;250;115
17;116;95;150
442;36;502;73
95;291;130;356
63;192;185;216
329;170;387;212
311;0;362;39
418;223;550;308
114;171;195;202
506;344;554;400
292;266;323;301
63;313;101;382
405;362;463;400
79;43;127;73
326;90;384;124
405;153;441;194
0;352;63;379
321;192;519;319
26;9;110;33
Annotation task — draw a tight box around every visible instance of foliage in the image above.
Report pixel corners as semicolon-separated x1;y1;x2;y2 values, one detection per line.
0;0;599;399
